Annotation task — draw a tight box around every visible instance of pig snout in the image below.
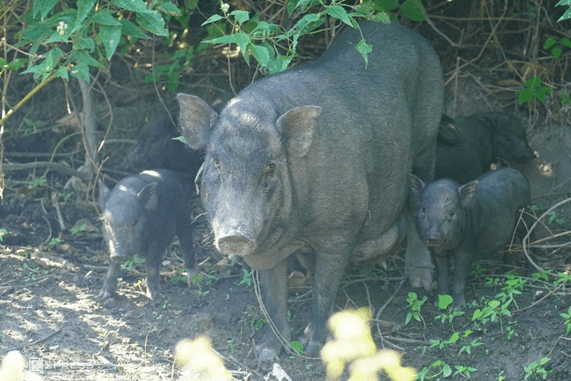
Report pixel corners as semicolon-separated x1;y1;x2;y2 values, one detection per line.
110;252;129;264
214;221;257;257
424;237;443;247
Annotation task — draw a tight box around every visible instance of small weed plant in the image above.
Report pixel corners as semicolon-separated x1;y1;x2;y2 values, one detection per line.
405;292;427;326
523;357;551;380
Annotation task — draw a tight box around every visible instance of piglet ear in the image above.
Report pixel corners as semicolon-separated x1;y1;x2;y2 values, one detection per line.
177;93;218;150
276;106;321;157
459;180;478;208
138;182;158;211
98;179;110;209
409;174;426;203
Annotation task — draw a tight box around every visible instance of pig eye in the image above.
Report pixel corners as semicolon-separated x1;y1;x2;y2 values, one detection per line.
214;159;221;169
449;212;456;219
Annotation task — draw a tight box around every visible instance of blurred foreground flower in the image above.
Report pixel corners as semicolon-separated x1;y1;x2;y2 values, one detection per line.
0;351;43;381
175;336;232;381
321;308;416;381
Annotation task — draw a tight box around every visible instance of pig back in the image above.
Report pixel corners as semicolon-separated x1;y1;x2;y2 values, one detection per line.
472;168;531;256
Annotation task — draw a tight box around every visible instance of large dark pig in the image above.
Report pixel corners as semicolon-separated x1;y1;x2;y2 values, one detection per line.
128;113;203;178
177;21;443;360
410;168;531;310
436;112;536;184
98;169;197;300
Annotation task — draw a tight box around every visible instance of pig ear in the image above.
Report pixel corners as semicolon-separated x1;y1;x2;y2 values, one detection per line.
459;180;478;208
276;106;322;157
408;174;426;203
177;93;218;150
98;179;110;208
137;182;158;210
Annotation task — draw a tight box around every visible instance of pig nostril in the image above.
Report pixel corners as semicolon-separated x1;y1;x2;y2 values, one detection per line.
111;254;129;264
424;238;442;247
217;234;255;257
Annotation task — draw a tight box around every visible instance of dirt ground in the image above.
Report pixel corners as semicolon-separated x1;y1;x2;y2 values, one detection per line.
2;18;571;381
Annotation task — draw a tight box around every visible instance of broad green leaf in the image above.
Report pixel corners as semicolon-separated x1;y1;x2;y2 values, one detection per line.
442;364;452;377
136;11;168;36
543;37;557;49
114;0;148;13
326;5;353;27
355;38;372;67
288;341;304;354
400;0;426;22
0;58;7;68
45;31;68;44
558;8;571;21
524;75;542;88
70;62;90;82
230;10;250;25
201;14;223;26
268;54;292;74
370;12;391;23
8;58;27;71
287;0;316;16
560;38;571;48
249;43;270;67
551;46;562;58
99;25;122;60
437;294;453;309
119;18;150;39
157;1;182;16
56;65;69;81
375;0;399;11
76;0;96;29
72;36;95;51
93;10;122;26
33;0;59;20
74;50;104;69
291;12;323;35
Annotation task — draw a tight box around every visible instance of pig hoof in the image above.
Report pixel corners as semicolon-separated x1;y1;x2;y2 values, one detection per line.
304;340;322;357
257;347;280;362
405;264;433;291
98;289;114;300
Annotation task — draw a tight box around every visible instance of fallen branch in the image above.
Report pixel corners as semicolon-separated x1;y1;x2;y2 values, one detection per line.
3;161;91;182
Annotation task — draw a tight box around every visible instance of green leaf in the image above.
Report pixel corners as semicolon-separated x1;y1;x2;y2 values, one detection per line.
289;341;305;354
202;14;223;26
230;10;250;25
268;54;292;74
326;5;353;27
119;18;150;39
56;65;69;81
114;0;148;13
559;38;571;48
442;364;452;377
136;10;168;36
400;0;426;22
157;1;182;16
249;43;270;67
375;0;399;11
557;6;571;22
72;36;95;51
355;38;372;67
99;25;122;60
438;294;453;309
74;50;104;69
543;37;557;49
551;46;562;58
291;12;323;34
33;0;59;20
71;62;90;82
93;10;122;26
76;0;96;29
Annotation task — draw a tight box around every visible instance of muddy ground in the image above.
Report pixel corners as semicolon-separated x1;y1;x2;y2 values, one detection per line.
1;17;571;381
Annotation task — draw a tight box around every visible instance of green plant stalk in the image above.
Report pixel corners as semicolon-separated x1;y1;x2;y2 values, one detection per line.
0;73;57;127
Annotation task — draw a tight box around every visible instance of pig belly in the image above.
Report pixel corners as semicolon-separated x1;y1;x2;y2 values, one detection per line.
350;215;406;265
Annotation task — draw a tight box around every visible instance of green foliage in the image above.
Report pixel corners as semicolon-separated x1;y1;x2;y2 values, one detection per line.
434;294;465;325
69;222;87;235
555;0;571;21
518;76;551;104
237;268;252;287
405;292;427;325
122;253;145;270
289;340;305;354
560;306;571;334
0;228;7;242
13;0;179;84
523;357;550;380
543;37;571;58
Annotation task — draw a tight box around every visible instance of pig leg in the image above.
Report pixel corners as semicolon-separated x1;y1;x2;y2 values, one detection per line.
145;246;163;299
451;249;472;311
176;213;198;285
256;259;289;362
99;260;121;300
432;251;450;299
300;248;351;356
404;210;433;291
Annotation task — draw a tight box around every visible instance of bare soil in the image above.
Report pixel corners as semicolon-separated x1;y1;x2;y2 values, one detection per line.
1;22;571;381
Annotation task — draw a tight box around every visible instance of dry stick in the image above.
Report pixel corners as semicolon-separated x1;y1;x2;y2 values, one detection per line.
375;280;405;350
512;283;565;314
252;270;317;360
2;162;91;182
523;197;571;275
51;191;66;232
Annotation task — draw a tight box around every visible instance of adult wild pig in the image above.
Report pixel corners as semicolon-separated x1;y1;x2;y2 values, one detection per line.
178;21;443;360
98;169;197;300
435;112;536;184
410;168;531;310
128;113;204;179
